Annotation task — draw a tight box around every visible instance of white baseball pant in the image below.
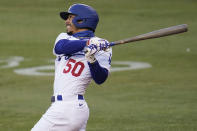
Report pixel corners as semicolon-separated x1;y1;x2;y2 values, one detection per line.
31;97;89;131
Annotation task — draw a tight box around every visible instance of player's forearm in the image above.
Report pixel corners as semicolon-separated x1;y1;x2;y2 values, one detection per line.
88;61;108;85
54;39;87;55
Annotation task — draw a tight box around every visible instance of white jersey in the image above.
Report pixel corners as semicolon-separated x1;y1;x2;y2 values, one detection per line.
53;33;112;97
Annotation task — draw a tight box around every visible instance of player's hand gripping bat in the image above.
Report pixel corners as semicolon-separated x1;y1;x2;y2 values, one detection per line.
84;24;188;53
109;24;188;47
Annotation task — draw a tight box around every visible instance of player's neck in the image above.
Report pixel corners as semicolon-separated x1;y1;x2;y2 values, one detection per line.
72;30;95;38
75;28;89;33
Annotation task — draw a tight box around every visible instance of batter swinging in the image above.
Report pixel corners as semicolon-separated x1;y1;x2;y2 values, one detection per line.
31;3;112;131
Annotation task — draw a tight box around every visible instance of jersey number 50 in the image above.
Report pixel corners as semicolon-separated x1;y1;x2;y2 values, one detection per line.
63;58;85;77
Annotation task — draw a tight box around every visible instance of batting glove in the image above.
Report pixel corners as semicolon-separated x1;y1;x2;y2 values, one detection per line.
87;37;110;51
85;44;97;63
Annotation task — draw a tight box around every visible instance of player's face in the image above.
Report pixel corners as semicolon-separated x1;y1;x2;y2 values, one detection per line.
65;15;79;35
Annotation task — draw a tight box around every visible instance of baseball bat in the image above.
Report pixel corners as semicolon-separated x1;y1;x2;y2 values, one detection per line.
109;24;188;46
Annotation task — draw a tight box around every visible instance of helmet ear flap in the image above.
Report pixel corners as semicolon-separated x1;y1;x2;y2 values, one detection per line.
72;17;90;30
76;17;86;24
72;16;82;27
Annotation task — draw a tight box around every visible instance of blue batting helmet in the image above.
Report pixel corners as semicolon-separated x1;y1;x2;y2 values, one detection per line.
60;4;99;32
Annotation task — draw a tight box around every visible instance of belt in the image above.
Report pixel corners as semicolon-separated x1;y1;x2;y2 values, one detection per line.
51;94;84;102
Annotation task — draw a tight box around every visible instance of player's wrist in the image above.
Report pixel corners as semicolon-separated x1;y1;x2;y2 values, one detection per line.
86;55;96;63
86;40;90;46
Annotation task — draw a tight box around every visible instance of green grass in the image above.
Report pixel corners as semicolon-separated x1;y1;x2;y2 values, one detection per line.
0;0;197;130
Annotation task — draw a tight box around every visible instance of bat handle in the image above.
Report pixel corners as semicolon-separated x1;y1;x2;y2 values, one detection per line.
109;42;116;47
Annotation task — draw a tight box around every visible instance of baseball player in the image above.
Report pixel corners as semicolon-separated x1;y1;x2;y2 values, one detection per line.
31;3;112;131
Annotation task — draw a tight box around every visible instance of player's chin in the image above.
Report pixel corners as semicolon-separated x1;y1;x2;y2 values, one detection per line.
66;27;73;35
67;30;73;35
66;28;71;34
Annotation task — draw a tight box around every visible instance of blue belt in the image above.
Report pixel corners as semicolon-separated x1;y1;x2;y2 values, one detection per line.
51;95;84;102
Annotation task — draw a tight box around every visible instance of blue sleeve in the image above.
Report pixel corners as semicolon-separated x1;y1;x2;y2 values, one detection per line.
88;60;109;85
54;39;87;55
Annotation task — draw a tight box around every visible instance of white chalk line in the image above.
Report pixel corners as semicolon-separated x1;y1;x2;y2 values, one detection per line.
0;56;152;76
14;61;152;76
0;56;24;68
